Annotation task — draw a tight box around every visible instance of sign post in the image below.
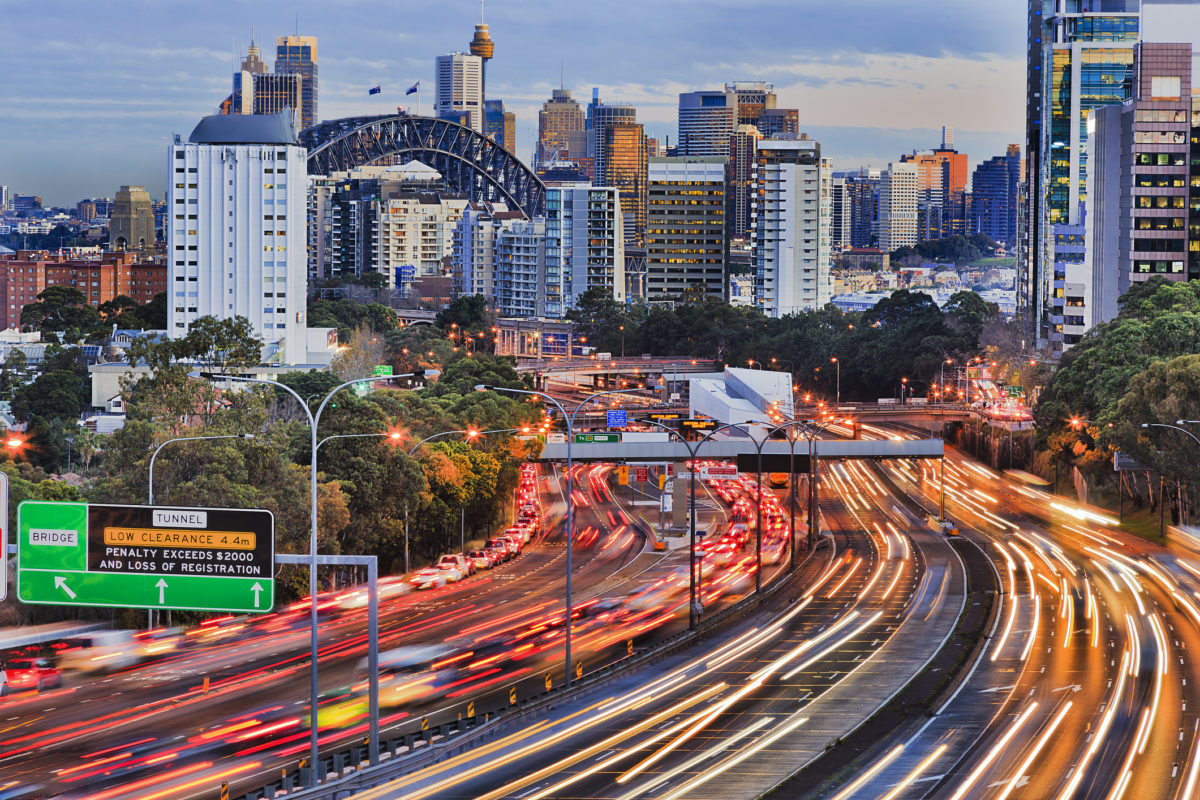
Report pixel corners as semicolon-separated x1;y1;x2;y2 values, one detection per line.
16;502;274;613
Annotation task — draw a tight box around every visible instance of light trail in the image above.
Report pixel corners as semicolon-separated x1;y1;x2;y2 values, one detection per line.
995;700;1073;800
946;702;1039;800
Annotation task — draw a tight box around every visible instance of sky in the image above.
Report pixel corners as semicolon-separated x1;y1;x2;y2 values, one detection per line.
0;0;1026;208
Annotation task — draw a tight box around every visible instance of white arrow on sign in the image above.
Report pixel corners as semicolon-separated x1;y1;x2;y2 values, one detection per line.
155;578;168;604
54;576;76;600
251;582;264;608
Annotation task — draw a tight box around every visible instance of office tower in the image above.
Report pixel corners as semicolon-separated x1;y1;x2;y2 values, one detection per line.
830;177;852;250
878;162;919;251
436;53;484;132
729;124;763;239
899;133;969;241
645;158;728;302
484;99;516;150
1022;0;1140;340
588;97;637;182
1081;42;1193;344
677;90;738;158
275;35;318;129
0;187;8;212
845;173;880;248
758;109;800;138
110;186;155;252
726;81;776;127
536;88;586;170
752;137;832;316
971;145;1022;246
168;111;307;359
601;121;647;244
223;41;303;125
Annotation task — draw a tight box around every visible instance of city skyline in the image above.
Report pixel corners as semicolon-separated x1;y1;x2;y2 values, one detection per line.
2;0;1025;206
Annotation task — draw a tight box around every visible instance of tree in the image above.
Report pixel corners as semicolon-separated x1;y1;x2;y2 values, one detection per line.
331;323;384;381
436;295;490;330
13;370;87;421
20;286;101;341
179;315;263;372
0;348;30;402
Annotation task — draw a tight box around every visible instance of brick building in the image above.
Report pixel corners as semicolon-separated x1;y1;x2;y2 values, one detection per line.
0;250;166;329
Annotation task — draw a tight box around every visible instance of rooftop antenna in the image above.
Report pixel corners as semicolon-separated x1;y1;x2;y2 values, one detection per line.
561;59;565;91
480;0;485;24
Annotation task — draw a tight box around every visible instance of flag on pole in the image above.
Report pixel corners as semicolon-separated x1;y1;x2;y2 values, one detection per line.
368;86;382;95
406;81;419;96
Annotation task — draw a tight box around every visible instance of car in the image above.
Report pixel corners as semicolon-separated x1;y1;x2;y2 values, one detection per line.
437;562;465;583
710;541;737;566
470;549;495;570
3;658;60;693
438;553;474;577
411;567;447;590
485;542;510;563
487;538;515;560
727;523;751;547
504;526;529;546
499;534;523;556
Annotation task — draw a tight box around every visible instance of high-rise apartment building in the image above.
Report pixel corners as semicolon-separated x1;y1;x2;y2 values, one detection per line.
646;158;728;302
899;130;969;242
726;81;776;127
729;124;763;239
677;90;738;158
971;145;1022;246
110;185;156;252
878;162;919;251
830;177;852;251
1082;42;1195;343
845;172;880;248
601;121;648;244
484;99;516;151
275;35;318;129
436;53;484;133
0;187;9;212
168;112;308;360
536;88;586;170
494;219;546;318
1021;0;1140;340
752;137;832;316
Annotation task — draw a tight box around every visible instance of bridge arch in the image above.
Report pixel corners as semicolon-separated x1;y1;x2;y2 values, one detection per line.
300;115;546;217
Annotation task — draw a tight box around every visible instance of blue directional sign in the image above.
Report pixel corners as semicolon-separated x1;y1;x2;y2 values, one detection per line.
607;409;627;428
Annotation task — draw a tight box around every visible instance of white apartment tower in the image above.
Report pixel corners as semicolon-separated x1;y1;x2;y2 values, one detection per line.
435;53;484;133
878;162;919;251
752;137;832;316
168;112;308;361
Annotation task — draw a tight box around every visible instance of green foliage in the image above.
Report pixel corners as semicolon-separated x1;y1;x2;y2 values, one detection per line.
890;234;998;265
436;295;490;330
308;299;399;340
20;286;101;342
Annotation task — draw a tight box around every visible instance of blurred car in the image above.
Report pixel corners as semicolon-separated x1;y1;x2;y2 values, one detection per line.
500;534;523;555
470;549;496;570
487;538;516;560
438;554;474;577
58;630;142;673
411;567;448;590
485;542;510;563
437;562;465;583
4;658;60;692
727;523;751;548
710;541;737;566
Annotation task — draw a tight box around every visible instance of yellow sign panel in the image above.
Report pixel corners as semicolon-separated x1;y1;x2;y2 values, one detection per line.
103;527;256;550
659;474;666;490
618;465;629;485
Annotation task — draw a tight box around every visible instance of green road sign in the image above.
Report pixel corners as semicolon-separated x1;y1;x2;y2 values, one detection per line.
1007;385;1023;398
371;364;394;377
574;433;620;443
16;502;274;613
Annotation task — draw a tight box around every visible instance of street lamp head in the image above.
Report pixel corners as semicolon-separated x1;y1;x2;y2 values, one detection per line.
241;433;255;440
474;384;491;392
1141;423;1151;429
467;429;480;438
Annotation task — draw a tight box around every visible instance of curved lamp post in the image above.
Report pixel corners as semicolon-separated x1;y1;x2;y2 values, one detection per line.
199;369;427;788
473;384;653;687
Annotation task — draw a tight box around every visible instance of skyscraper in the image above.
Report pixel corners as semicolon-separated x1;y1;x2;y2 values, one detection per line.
436;53;484;132
677;90;738;158
110;186;155;252
753;137;832;316
846;172;880;248
222;40;303;126
899;130;969;242
536;88;586;170
484;99;516;151
729;124;763;239
830;177;852;251
758;109;800;138
468;2;495;105
878;162;919;251
275;35;318;129
602;122;648;244
726;81;776;127
1022;0;1140;342
587;97;637;182
168;111;308;360
971;145;1021;246
646;157;728;301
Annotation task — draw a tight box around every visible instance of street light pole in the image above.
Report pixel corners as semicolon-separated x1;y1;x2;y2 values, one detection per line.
831;358;840;405
474;385;640;686
148;433;255;505
201;369;423;788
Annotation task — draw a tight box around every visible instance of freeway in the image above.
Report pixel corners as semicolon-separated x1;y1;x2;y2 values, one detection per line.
328;457;972;799
822;427;1200;799
0;462;690;800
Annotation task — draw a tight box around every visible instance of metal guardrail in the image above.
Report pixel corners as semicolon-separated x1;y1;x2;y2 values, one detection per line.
233;539;831;800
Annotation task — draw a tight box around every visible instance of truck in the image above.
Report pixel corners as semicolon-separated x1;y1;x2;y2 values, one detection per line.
596;352;612;361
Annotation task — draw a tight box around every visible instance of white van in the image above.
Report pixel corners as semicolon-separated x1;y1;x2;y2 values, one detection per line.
58;630;141;673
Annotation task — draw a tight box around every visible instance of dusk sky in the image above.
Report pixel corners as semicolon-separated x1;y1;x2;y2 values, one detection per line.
1;0;1025;207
